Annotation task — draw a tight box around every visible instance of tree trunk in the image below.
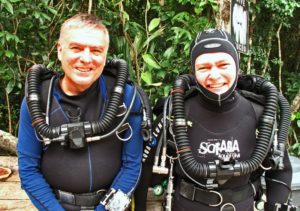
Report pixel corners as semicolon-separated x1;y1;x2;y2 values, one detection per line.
217;0;231;32
291;88;300;113
0;130;17;155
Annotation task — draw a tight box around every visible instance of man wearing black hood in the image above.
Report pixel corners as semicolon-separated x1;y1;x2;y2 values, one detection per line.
135;29;293;211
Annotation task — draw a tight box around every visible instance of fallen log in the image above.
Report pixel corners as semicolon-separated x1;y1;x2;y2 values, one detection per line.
0;130;17;155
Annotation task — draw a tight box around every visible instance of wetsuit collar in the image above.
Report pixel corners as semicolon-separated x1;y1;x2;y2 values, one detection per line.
195;88;239;112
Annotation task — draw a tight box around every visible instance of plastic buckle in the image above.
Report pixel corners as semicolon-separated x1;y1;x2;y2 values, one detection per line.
100;188;116;206
57;190;75;204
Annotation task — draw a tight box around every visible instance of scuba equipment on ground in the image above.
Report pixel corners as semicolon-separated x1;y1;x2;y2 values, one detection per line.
25;59;153;149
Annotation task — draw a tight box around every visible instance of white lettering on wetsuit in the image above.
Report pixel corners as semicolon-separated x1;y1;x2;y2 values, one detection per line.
198;138;240;160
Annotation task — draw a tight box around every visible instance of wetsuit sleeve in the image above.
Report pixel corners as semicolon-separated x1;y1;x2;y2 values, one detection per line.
264;150;292;206
17;98;64;211
95;84;144;211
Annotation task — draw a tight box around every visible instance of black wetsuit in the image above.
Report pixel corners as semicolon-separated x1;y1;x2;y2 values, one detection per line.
135;89;292;211
172;90;257;210
18;72;144;211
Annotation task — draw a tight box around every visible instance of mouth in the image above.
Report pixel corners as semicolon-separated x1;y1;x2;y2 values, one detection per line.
75;67;93;72
207;83;226;89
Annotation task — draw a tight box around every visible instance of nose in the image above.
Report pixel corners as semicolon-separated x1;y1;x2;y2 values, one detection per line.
209;66;221;80
80;48;92;63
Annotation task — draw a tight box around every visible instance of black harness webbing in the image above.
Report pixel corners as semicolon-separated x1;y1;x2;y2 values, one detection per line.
179;179;255;206
239;90;265;123
55;189;106;208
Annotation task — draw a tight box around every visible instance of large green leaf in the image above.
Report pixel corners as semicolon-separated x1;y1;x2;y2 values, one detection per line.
142;27;164;49
6;80;14;94
141;70;152;85
47;7;58;15
163;46;175;59
5;50;14;58
133;32;144;54
142;54;160;69
148;18;160;32
2;0;14;14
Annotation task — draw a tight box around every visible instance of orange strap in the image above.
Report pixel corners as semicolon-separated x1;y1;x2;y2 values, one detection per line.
32;118;44;126
170;88;184;95
177;146;191;154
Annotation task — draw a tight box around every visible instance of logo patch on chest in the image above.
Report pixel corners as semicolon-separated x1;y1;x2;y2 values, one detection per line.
198;138;240;160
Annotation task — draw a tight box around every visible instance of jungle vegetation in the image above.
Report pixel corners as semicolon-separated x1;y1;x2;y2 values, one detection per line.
0;0;300;156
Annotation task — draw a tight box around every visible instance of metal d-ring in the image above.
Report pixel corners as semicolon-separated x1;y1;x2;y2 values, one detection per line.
260;164;272;170
116;124;133;142
117;102;127;117
208;190;223;207
220;203;236;211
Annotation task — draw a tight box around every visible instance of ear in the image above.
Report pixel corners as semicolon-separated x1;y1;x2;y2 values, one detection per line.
57;43;62;61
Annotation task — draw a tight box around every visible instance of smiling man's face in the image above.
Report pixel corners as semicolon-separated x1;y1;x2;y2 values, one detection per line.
57;27;109;95
194;52;236;95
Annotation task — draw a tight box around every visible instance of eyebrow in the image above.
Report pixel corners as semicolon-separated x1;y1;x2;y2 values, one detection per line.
195;63;211;67
69;42;104;49
215;60;229;65
195;59;229;67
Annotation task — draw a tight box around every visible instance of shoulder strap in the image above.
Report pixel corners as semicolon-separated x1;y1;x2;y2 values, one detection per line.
239;90;265;123
40;75;57;112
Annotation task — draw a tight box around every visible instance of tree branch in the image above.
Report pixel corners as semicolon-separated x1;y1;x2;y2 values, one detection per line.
5;90;12;134
247;0;256;74
88;0;92;14
277;23;283;93
118;2;141;85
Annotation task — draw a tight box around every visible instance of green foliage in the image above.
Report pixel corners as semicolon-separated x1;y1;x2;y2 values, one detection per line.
289;112;300;156
0;0;299;155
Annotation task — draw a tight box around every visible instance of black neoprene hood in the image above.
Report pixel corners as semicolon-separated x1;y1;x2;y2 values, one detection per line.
190;29;239;104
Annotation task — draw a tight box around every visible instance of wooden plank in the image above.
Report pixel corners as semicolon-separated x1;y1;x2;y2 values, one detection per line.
0;156;18;171
0;156;35;211
0;182;28;200
0;200;36;211
0;156;165;211
146;189;164;210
